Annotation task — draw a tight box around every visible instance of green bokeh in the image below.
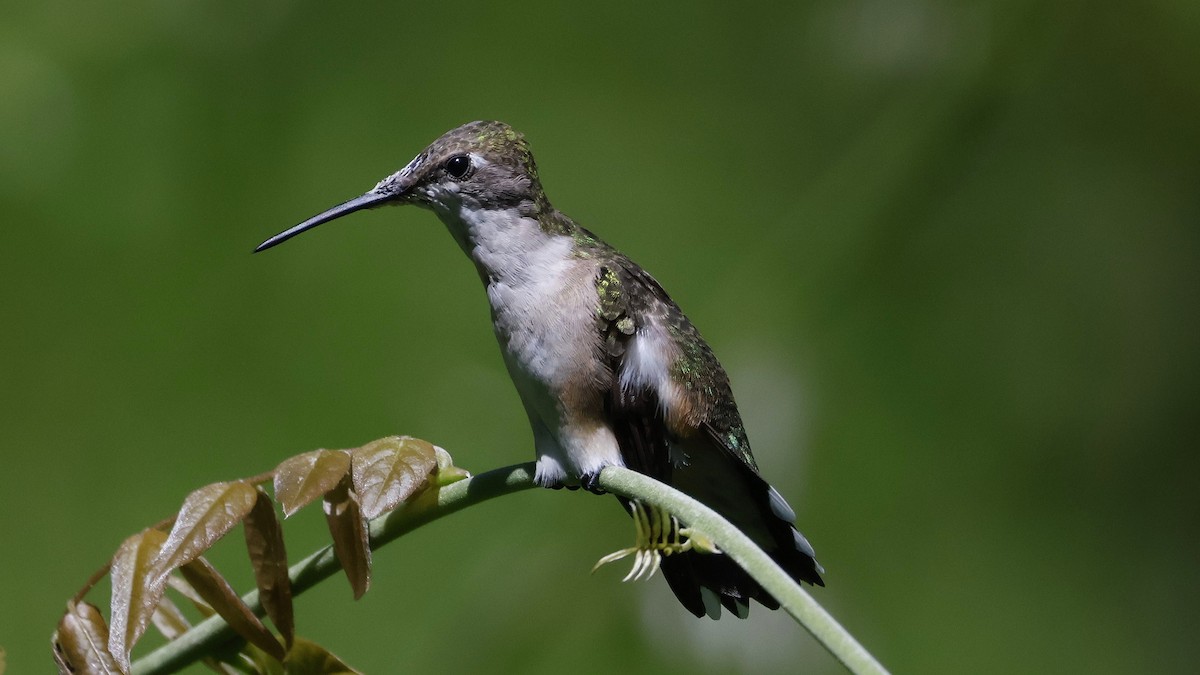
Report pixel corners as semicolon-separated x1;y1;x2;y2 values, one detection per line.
2;2;1197;673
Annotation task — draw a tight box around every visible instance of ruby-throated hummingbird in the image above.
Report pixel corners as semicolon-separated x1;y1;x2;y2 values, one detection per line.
256;121;824;618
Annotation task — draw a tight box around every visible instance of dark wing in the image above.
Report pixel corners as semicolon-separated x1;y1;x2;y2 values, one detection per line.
595;259;824;619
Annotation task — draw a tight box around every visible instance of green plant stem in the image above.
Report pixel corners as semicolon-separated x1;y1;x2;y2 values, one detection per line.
597;466;889;675
132;463;886;675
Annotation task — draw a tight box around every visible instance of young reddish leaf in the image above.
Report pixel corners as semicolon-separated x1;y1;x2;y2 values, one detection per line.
165;573;243;673
109;528;169;671
167;573;215;617
273;449;351;517
150;595;191;641
151;595;238;675
153;481;258;580
323;476;371;599
349;436;438;520
179;557;287;664
284;637;362;674
243;488;294;647
53;601;122;674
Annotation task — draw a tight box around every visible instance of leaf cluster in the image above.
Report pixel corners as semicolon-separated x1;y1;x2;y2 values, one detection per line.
52;436;467;674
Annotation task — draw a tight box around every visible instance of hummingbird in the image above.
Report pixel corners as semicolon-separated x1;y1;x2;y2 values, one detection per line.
256;120;824;618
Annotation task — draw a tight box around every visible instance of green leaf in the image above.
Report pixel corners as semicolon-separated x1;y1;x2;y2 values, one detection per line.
53;601;122;674
273;450;351;518
349;436;437;520
244;488;294;647
179;557;286;663
322;476;371;599
153;481;259;579
109;527;169;671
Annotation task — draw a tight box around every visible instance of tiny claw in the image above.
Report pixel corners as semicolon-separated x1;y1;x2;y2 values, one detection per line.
579;471;606;495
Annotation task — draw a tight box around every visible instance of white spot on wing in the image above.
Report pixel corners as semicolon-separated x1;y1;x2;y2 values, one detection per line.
619;325;682;415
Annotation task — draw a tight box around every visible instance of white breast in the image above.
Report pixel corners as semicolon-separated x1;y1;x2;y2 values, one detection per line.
432;199;623;485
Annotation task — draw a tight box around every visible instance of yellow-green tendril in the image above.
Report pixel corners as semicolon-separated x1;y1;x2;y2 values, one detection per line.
591;500;719;581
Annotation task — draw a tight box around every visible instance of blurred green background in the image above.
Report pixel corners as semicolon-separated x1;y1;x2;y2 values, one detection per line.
2;1;1197;673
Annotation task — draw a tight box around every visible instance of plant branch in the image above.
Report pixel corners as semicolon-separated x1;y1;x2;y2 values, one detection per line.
131;463;537;674
132;462;887;675
597;466;889;675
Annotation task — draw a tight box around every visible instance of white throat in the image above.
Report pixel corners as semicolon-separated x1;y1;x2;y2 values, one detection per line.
431;196;569;287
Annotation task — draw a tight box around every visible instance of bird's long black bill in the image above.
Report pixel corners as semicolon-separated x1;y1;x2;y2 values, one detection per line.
254;190;397;253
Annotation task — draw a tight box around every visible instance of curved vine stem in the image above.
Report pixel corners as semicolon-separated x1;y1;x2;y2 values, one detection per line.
131;463;886;675
597;467;888;675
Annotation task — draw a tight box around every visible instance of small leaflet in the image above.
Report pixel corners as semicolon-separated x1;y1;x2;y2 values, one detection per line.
179;556;286;663
152;481;259;581
349;436;437;520
108;527;168;672
53;601;122;675
323;475;371;599
243;487;294;647
273;449;352;517
149;595;191;641
167;573;215;618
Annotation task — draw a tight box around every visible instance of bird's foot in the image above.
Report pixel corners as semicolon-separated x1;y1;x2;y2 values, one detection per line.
591;500;720;582
537;476;594;492
579;471;606;495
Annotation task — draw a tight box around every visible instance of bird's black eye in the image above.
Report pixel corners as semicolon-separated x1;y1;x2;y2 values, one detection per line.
445;155;471;179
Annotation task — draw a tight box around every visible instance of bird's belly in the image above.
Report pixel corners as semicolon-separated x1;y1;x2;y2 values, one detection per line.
487;274;624;485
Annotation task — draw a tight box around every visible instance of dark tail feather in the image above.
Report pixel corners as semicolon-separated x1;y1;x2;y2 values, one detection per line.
604;379;822;617
650;449;824;619
661;546;768;619
615;467;823;619
659;530;818;620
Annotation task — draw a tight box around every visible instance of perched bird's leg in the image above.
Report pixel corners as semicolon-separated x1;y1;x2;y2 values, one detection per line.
579;471;606;495
592;500;721;582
